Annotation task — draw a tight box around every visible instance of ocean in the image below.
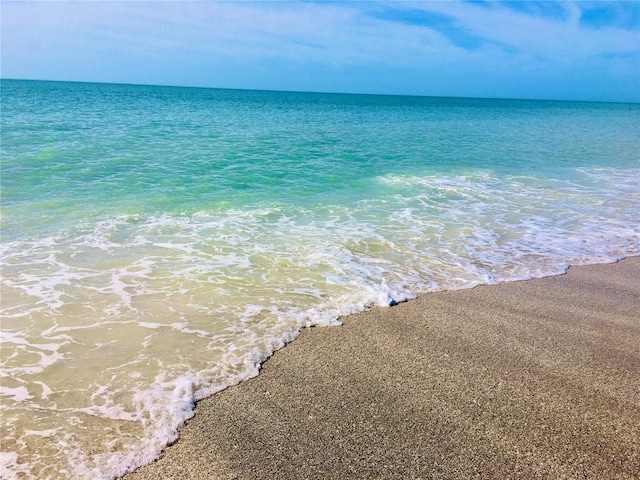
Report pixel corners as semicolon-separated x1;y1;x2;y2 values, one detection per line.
1;79;638;479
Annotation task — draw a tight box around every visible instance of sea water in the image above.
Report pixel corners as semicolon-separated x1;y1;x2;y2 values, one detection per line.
1;79;638;479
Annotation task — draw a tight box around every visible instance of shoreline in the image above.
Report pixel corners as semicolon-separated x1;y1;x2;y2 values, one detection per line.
125;257;640;479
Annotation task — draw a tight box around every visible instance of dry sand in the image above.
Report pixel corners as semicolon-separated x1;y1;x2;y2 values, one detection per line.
126;257;639;479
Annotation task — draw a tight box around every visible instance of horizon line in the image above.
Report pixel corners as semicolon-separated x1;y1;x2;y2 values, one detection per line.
2;77;637;105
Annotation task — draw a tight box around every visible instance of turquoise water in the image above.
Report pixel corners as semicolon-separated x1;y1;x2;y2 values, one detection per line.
1;79;639;479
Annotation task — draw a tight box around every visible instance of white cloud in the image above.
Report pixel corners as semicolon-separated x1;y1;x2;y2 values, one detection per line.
2;1;464;67
415;1;638;61
1;1;638;101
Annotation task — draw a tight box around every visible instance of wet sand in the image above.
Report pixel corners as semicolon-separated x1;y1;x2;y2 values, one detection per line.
126;257;640;479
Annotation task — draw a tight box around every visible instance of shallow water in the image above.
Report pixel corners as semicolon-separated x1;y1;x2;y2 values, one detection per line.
1;80;639;479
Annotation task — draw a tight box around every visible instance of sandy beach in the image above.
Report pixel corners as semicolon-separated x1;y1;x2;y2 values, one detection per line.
126;257;640;479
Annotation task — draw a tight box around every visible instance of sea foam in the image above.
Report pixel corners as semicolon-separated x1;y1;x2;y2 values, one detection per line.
1;80;638;479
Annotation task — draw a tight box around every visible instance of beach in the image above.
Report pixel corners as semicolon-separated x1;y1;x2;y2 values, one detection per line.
125;256;640;479
3;2;640;477
3;81;639;478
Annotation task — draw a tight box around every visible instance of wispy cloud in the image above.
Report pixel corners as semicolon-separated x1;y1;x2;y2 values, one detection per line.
404;1;638;59
2;1;638;101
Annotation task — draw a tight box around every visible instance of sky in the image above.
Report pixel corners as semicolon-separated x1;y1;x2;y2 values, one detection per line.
1;1;639;102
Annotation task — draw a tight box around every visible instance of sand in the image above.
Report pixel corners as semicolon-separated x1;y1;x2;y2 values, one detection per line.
125;257;640;479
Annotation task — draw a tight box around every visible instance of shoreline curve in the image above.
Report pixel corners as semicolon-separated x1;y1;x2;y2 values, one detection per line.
125;256;640;479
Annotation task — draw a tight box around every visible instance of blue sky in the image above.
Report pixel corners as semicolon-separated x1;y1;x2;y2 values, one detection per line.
2;1;639;102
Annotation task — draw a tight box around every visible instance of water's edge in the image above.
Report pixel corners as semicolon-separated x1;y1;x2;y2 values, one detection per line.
121;254;637;478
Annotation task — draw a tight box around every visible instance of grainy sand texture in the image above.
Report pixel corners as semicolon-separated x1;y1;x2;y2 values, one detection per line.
126;257;640;479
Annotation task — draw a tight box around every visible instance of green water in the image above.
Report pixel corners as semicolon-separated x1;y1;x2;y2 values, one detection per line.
1;79;638;479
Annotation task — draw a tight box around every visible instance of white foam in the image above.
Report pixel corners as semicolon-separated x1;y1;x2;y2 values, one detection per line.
0;452;31;480
22;429;59;437
32;381;54;401
2;166;638;479
0;386;33;402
